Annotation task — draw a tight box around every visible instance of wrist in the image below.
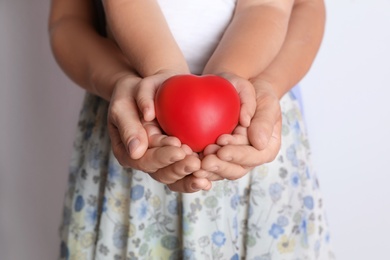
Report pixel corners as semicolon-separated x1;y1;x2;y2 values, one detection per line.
202;68;248;80
250;77;281;100
91;70;140;101
250;74;290;100
152;68;190;77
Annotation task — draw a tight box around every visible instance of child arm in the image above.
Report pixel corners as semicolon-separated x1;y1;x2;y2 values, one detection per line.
202;0;294;127
203;0;294;79
102;0;189;76
247;0;326;150
200;0;326;180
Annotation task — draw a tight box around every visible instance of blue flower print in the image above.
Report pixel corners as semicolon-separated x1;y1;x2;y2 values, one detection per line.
292;121;301;135
301;216;307;229
130;185;144;201
108;161;121;181
300;218;310;247
286;145;298;167
305;167;311;179
325;232;331;243
290;172;300;187
212;231;226;247
268;223;284;239
230;194;240;210
137;201;148;219
231;253;239;260
74;195;85;212
113;225;128;249
168;199;179;215
276;215;289;227
86;207;98;224
303;196;314;210
232;216;239;237
269;183;284;202
83;122;95;141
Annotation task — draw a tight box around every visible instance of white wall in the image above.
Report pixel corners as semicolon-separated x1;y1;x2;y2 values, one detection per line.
0;0;389;259
301;1;390;259
0;0;83;259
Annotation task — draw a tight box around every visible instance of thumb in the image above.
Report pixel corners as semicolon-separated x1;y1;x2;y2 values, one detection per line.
220;74;256;127
108;98;148;160
234;79;256;127
247;97;281;150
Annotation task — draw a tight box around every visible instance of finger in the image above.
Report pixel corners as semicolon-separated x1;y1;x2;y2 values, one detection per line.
218;121;282;167
133;146;187;173
167;175;212;193
108;122;134;167
181;144;198;156
143;121;181;148
151;155;201;184
192;170;224;182
201;154;249;180
235;80;256;127
248;97;281;150
216;126;250;146
136;78;159;122
202;144;221;156
218;74;256;127
108;98;148;160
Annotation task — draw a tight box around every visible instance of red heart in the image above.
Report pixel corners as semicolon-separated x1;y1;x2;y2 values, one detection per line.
155;75;240;152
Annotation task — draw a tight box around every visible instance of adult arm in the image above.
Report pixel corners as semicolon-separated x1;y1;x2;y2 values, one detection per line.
102;0;189;76
49;0;133;101
49;0;209;192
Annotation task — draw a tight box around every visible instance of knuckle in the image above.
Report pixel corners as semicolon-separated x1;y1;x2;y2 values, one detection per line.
108;100;126;123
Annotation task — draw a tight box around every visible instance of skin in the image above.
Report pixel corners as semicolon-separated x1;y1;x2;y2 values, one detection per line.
49;0;325;193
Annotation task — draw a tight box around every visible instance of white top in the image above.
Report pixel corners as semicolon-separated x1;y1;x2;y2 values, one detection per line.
157;0;237;74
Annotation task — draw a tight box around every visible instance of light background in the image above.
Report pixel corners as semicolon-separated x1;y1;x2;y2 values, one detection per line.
1;0;389;259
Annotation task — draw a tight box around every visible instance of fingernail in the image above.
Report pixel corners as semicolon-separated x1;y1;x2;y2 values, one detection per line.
128;138;140;155
191;183;201;191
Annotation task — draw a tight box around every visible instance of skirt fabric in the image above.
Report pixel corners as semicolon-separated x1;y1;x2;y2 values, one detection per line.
59;91;335;260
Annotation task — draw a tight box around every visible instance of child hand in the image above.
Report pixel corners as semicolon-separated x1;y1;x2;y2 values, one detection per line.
191;72;256;182
216;72;256;127
196;79;282;181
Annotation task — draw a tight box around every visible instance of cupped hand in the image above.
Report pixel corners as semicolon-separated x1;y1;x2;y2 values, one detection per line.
216;72;256;127
195;78;282;181
107;72;211;192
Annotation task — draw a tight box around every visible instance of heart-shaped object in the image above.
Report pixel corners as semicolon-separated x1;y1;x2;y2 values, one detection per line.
155;74;240;152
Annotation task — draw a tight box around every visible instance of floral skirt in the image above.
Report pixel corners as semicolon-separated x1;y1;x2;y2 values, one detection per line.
59;91;335;260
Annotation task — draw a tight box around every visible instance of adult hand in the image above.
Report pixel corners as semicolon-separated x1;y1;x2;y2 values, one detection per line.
107;72;211;192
